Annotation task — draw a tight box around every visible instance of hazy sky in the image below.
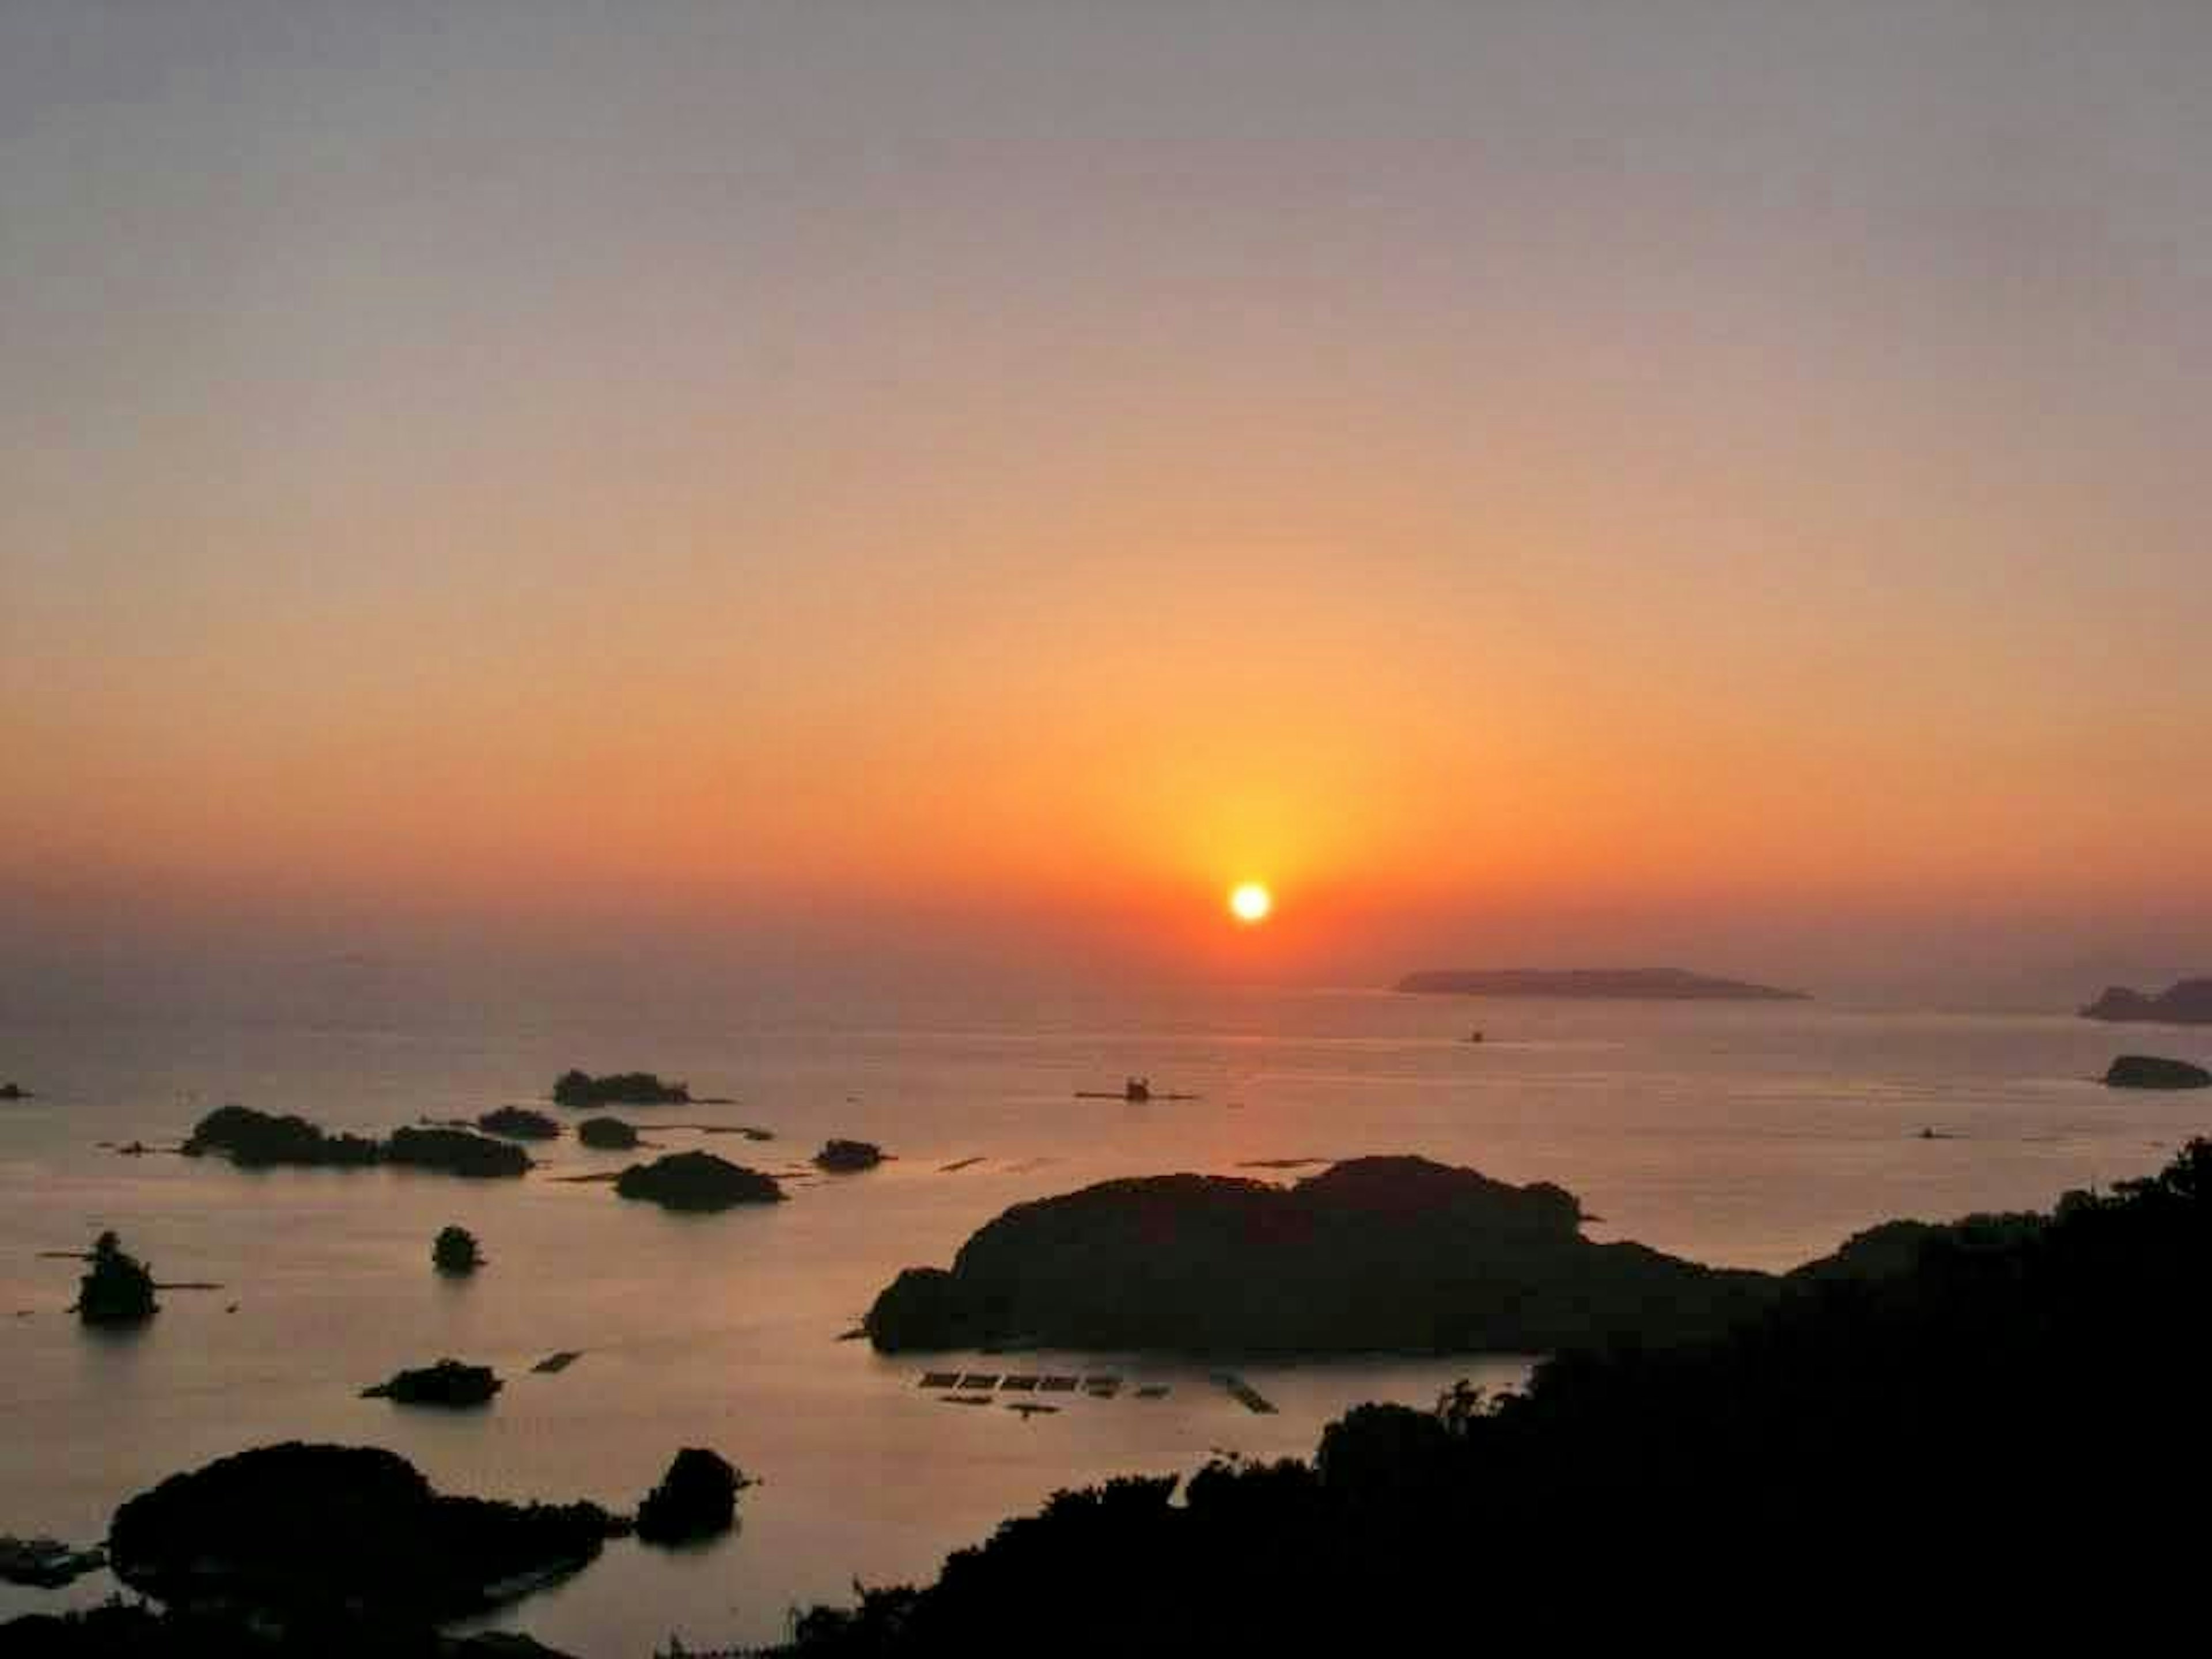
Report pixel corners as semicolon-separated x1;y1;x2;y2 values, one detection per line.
5;2;2209;1001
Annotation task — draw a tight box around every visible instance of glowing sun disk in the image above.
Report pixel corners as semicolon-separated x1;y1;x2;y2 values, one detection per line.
1229;882;1273;924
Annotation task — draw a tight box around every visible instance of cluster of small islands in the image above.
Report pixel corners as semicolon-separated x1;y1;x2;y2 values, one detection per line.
7;972;2212;1654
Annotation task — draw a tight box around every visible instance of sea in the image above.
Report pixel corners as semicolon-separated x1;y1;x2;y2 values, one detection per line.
3;977;2206;1653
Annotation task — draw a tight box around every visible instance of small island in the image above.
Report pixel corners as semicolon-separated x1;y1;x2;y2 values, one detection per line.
362;1359;503;1407
615;1150;785;1213
815;1138;886;1173
2104;1054;2211;1090
0;1081;30;1100
865;1156;1772;1354
2081;978;2212;1025
478;1106;562;1141
184;1105;528;1179
552;1069;691;1107
75;1229;158;1326
0;1536;107;1589
433;1225;483;1274
1395;967;1808;1001
577;1115;641;1150
635;1448;747;1546
107;1442;617;1624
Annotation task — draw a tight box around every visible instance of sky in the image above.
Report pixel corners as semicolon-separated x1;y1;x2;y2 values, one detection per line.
4;1;2210;1004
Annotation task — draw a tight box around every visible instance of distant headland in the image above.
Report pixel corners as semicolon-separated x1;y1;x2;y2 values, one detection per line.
2080;979;2212;1025
1394;967;1809;1001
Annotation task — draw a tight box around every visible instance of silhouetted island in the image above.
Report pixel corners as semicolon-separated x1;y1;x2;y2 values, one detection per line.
865;1156;1772;1354
183;1105;528;1178
433;1225;482;1274
1395;967;1808;1000
788;1137;2212;1653
477;1106;561;1141
815;1138;886;1172
363;1359;503;1407
0;1082;29;1100
75;1229;158;1325
635;1448;747;1546
552;1070;691;1107
615;1150;785;1212
0;1536;106;1589
576;1115;640;1149
2081;978;2212;1024
107;1443;616;1627
2104;1054;2211;1089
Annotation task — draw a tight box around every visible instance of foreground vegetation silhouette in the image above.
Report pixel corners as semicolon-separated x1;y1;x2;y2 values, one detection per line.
797;1138;2212;1650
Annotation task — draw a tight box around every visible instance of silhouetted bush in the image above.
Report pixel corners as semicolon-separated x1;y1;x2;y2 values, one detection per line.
433;1226;481;1275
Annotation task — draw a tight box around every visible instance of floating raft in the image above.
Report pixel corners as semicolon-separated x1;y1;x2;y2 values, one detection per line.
532;1350;582;1374
956;1373;1001;1390
1134;1384;1171;1400
919;1372;961;1389
1082;1376;1122;1399
998;1374;1040;1391
1039;1375;1080;1392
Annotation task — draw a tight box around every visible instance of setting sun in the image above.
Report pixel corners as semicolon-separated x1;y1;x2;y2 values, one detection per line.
1229;882;1273;925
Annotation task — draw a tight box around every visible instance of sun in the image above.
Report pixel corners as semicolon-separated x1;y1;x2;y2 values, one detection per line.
1228;881;1273;925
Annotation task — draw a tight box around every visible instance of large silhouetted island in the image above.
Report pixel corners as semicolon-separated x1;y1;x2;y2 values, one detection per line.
791;1138;2212;1653
865;1156;1772;1354
1395;967;1808;1000
2081;978;2212;1024
184;1105;529;1178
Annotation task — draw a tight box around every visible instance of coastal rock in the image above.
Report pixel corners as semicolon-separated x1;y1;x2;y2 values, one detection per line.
1395;967;1808;1000
0;1082;29;1100
434;1225;483;1274
635;1448;746;1546
552;1070;691;1107
2082;979;2212;1024
363;1359;502;1407
577;1116;640;1150
615;1151;785;1213
75;1230;158;1325
478;1107;561;1141
814;1138;886;1173
107;1442;616;1624
865;1155;1768;1355
2104;1054;2212;1090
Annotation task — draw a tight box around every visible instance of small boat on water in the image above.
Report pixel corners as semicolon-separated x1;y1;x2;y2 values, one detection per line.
1464;1030;1484;1044
1074;1075;1196;1102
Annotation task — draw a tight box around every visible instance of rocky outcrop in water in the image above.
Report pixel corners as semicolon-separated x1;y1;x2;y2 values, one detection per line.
0;1082;30;1100
434;1226;482;1274
2081;979;2212;1024
2104;1054;2212;1089
635;1448;746;1546
387;1126;531;1178
363;1359;502;1407
615;1151;784;1213
866;1156;1771;1354
577;1116;640;1150
552;1070;690;1107
815;1138;885;1172
107;1443;616;1625
75;1230;158;1325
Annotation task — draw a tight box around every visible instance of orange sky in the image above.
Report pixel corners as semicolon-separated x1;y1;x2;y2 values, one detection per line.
5;5;2210;999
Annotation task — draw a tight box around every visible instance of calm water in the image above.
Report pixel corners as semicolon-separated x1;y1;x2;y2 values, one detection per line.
2;983;2206;1652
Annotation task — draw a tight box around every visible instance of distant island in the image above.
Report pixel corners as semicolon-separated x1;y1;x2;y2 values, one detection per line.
552;1069;691;1107
184;1105;530;1179
1395;967;1808;1001
2081;978;2212;1025
865;1156;1775;1354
